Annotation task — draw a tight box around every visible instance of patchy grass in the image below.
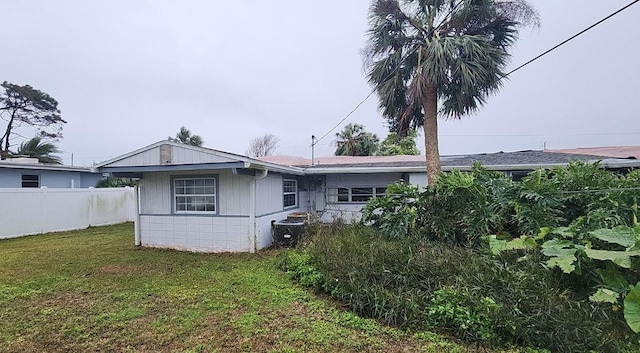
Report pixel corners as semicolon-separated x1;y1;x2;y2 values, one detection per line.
0;223;542;353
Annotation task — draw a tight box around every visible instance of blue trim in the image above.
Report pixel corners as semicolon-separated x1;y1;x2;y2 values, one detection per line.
100;162;245;173
170;174;219;215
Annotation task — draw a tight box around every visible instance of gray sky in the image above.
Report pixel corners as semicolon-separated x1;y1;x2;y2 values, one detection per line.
1;1;639;166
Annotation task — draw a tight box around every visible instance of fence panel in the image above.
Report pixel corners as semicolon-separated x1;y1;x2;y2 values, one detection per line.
0;187;136;239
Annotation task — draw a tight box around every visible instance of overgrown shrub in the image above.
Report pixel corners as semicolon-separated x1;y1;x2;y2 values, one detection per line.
280;162;640;351
365;164;517;246
282;223;628;351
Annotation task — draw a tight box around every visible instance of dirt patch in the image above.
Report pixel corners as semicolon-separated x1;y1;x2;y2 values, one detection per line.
33;291;94;310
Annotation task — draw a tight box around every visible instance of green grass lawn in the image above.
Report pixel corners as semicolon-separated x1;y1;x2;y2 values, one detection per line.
0;223;536;353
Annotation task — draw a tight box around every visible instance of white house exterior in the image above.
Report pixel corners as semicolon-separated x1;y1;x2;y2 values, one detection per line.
96;141;306;253
98;142;640;253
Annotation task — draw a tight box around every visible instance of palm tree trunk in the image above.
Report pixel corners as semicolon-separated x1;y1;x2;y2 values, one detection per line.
423;84;441;186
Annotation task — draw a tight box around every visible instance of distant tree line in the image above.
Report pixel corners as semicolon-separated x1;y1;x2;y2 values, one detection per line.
334;123;420;156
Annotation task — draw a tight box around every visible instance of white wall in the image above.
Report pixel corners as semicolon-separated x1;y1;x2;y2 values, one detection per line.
256;174;283;215
139;215;252;252
0;187;136;239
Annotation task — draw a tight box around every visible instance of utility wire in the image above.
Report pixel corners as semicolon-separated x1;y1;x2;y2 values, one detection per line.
312;0;467;146
506;0;640;78
313;0;639;146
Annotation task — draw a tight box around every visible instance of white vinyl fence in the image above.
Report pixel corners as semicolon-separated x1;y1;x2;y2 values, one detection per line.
0;187;136;239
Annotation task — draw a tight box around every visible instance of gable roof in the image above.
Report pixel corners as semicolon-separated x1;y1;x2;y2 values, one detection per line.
96;141;304;175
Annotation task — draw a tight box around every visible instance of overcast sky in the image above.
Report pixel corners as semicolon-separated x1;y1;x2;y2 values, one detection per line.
1;1;639;166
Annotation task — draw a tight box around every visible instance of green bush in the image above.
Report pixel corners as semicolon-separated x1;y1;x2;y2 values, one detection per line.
426;286;498;342
281;162;640;351
285;223;627;351
277;249;324;289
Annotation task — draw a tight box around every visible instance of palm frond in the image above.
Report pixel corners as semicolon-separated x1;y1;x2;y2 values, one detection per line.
16;137;62;164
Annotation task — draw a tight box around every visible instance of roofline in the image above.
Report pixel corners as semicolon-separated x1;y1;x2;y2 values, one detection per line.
99;162;247;173
0;162;96;173
95;140;304;174
98;161;305;176
301;161;640;174
246;162;305;176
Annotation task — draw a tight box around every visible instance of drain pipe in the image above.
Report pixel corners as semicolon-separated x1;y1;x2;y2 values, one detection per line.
249;169;268;253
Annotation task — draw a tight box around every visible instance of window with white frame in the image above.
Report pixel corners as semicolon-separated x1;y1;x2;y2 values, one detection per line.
334;186;387;203
21;174;40;188
173;177;216;213
283;179;297;208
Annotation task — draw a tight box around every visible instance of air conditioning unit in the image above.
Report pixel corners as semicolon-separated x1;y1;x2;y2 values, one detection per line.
271;219;305;247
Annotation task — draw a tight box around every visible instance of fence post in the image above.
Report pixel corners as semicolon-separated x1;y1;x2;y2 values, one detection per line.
40;187;48;234
88;187;94;227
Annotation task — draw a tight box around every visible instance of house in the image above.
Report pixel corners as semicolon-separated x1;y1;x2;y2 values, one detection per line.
98;141;640;253
261;150;640;222
546;146;640;160
0;158;102;188
96;141;307;253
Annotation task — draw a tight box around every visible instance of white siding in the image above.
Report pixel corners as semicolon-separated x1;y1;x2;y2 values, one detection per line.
171;145;238;164
108;148;160;167
136;169;310;252
105;145;241;167
218;170;251;216
140;172;172;214
256;174;283;216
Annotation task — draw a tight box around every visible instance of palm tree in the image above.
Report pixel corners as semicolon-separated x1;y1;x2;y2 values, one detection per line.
169;126;204;147
334;123;380;156
364;0;538;185
16;137;62;164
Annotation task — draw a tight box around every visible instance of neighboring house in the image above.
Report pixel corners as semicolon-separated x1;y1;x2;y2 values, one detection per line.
95;141;307;253
546;146;640;160
98;141;640;253
0;158;102;188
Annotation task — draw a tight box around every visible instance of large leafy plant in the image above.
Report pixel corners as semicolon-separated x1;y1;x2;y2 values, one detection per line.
491;224;640;333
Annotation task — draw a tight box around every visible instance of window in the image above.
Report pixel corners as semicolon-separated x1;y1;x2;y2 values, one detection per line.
283;179;297;208
334;187;387;203
174;177;216;213
22;174;40;188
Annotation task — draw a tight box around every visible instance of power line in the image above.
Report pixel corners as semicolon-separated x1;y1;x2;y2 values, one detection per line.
312;0;467;146
506;0;640;78
312;0;639;147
